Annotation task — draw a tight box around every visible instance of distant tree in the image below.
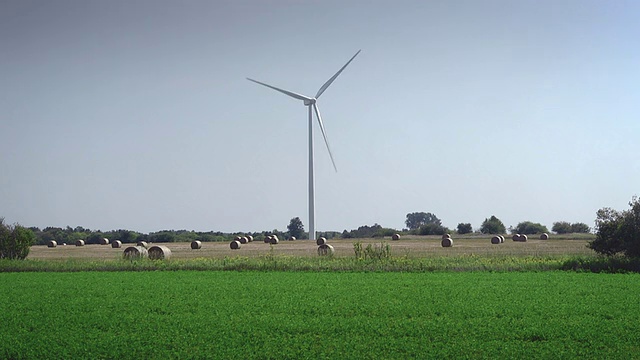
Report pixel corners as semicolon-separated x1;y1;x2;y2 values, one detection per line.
480;216;506;234
457;223;473;234
552;221;572;234
589;197;640;258
405;212;441;230
418;223;450;236
570;222;590;233
287;217;305;239
0;218;36;260
513;221;549;235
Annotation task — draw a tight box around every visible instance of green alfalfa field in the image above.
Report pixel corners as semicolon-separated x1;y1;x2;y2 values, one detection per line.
1;235;640;358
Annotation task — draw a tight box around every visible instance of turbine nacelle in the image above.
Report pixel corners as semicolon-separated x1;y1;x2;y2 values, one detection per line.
303;98;317;106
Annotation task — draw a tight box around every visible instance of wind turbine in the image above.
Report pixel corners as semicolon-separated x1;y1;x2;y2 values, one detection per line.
247;50;360;241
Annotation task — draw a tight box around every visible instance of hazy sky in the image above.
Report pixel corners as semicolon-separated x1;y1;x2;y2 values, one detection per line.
2;0;639;234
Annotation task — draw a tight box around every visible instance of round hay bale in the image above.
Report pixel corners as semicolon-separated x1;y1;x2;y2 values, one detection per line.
234;236;242;241
521;234;528;242
148;245;172;260
316;237;327;246
111;240;122;248
317;244;335;256
246;235;254;242
441;238;453;247
442;233;451;240
239;236;248;244
99;237;110;245
540;233;549;240
123;246;148;259
491;236;501;244
264;235;272;243
392;234;401;241
270;236;279;245
289;236;296;241
499;235;505;243
75;239;85;247
47;240;57;248
191;240;202;249
137;241;149;248
512;234;521;241
230;240;241;250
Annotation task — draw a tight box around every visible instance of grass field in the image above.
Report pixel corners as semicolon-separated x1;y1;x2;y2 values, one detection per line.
1;271;639;359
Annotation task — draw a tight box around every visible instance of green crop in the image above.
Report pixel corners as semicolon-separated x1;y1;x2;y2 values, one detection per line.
1;271;639;359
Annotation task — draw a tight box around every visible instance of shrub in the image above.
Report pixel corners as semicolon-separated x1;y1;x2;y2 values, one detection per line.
0;219;36;260
456;223;473;234
570;222;591;233
417;223;449;236
552;221;572;234
513;221;549;235
589;197;640;258
480;216;506;234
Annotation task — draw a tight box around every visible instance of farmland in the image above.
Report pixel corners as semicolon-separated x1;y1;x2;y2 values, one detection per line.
1;271;639;359
3;234;640;358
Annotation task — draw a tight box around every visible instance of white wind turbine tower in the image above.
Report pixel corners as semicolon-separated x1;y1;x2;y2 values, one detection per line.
247;50;360;241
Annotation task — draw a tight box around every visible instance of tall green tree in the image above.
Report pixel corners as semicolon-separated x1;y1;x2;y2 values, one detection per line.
287;217;305;239
480;215;506;234
405;212;441;230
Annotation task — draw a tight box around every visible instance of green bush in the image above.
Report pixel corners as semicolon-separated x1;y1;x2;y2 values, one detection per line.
0;219;36;260
480;216;506;234
513;221;549;235
457;223;473;234
417;223;449;236
589;197;640;258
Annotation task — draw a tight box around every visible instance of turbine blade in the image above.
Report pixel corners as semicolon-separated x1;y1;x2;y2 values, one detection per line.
315;50;361;99
247;78;312;102
312;103;337;172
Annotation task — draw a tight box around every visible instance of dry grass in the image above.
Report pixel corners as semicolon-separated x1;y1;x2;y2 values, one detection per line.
27;234;595;261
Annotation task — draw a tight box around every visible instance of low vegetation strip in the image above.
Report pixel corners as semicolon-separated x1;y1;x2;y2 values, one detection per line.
0;254;620;273
1;271;638;359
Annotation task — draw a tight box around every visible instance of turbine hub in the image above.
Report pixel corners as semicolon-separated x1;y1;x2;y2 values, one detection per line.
304;98;316;106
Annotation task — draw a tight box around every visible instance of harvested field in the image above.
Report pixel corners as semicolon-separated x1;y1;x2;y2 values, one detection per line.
27;235;595;261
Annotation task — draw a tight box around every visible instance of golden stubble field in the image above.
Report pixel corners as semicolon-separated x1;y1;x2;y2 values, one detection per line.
28;235;595;261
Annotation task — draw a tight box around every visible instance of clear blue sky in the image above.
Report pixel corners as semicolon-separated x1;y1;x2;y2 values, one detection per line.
2;0;639;234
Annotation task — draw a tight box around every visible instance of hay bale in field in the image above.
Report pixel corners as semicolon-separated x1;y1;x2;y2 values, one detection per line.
230;240;241;250
123;246;148;259
148;245;172;260
111;240;122;249
239;236;248;244
491;236;501;244
289;236;296;241
264;235;272;243
392;234;401;241
191;240;202;249
441;238;453;247
540;233;549;240
99;237;110;245
316;237;327;246
136;241;149;248
47;240;57;248
270;235;279;245
247;235;254;242
75;239;85;247
512;234;521;241
442;233;451;240
317;244;335;256
499;235;505;243
521;234;528;242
